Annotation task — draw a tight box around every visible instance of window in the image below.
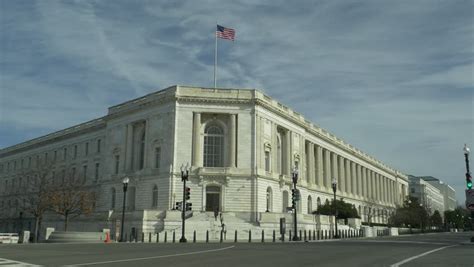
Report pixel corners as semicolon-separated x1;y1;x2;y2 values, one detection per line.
45;152;48;163
111;188;116;209
52;172;55;184
282;190;289;212
62;170;66;184
71;167;76;181
277;134;282;174
85;142;89;156
411;188;415;193
54;150;57;161
264;151;270;172
94;163;100;181
152;185;158;208
74;145;78;159
97;139;101;153
155;148;161;169
21;159;24;169
64;148;67;160
115;155;120;174
28;157;31;167
139;131;146;170
13;161;17;170
36;155;39;167
82;165;87;181
307;195;312;214
203;124;224;167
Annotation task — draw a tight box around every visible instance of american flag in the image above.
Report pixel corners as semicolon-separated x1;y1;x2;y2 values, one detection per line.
216;25;235;41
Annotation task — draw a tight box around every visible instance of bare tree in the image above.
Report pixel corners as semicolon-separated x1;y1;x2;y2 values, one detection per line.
48;177;96;231
18;164;54;242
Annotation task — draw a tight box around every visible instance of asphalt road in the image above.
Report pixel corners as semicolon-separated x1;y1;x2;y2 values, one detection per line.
0;232;472;267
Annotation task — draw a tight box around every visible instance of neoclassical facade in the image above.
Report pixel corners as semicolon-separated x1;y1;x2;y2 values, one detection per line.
0;86;409;235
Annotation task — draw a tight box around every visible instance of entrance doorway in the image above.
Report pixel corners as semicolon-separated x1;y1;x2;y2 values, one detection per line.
206;185;221;212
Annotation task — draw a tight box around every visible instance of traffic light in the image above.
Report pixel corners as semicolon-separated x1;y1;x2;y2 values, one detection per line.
175;201;182;210
467;173;472;189
186;202;192;211
185;187;191;200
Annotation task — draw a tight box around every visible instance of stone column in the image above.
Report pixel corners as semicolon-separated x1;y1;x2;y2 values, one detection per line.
126;124;133;171
362;167;367;199
345;159;351;195
285;131;291;176
309;143;315;185
338;156;345;194
357;164;362;197
370;171;375;200
331;152;339;190
316;145;323;187
324;149;331;189
351;162;356;196
193;113;201;167
384;177;388;204
229;114;236;168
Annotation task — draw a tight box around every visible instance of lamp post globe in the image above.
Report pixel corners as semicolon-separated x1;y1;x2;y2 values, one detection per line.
120;177;129;242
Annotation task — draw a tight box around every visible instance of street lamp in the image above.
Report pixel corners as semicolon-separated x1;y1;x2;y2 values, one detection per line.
120;177;129;242
463;144;474;242
331;178;339;238
419;203;423;233
179;163;190;243
292;166;300;241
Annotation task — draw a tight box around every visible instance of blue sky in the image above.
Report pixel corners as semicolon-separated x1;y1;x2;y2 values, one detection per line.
0;0;472;204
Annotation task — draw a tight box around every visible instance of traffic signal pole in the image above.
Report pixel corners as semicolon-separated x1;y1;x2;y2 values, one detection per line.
180;165;189;243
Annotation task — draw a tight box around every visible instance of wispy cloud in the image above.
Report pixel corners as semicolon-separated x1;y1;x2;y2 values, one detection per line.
0;0;472;203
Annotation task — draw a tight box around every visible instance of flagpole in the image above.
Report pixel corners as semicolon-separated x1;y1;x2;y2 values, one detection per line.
214;24;217;89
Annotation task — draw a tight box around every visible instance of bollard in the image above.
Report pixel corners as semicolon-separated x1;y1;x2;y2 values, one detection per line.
220;230;223;243
164;232;168;243
261;230;264;243
172;231;176;243
156;233;159;243
206;230;209;243
299;230;302;241
193;231;196;243
142;232;145;243
289;230;292;241
149;232;152;243
129;232;132;242
304;230;307;241
234;230;238;243
282;232;285;242
273;230;276;242
248;230;252;243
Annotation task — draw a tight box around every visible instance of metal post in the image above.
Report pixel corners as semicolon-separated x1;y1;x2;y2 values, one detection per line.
120;178;129;242
180;164;189;243
292;167;299;241
463;144;474;242
332;179;339;238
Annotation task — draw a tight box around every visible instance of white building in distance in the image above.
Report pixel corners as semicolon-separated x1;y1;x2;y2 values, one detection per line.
417;176;457;212
408;175;446;216
0;86;409;237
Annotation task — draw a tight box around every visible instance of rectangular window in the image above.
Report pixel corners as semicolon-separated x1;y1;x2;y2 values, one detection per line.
54;150;57;161
95;163;100;181
13;161;17;170
64;148;67;160
45;152;48;163
85;142;89;156
83;165;87;180
155;148;161;169
0;164;3;173
74;145;78;159
28;157;31;167
115;155;120;174
36;155;39;167
52;171;55;184
71;167;76;180
62;170;66;184
97;139;101;153
21;159;24;169
265;151;270;172
7;162;10;172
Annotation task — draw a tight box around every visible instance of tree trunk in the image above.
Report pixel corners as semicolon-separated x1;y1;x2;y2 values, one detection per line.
64;213;69;232
34;216;40;243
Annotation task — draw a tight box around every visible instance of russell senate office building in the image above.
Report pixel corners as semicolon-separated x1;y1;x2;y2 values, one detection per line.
0;85;409;239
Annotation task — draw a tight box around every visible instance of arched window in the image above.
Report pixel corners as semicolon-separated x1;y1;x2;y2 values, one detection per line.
204;124;224;167
266;187;273;212
111;188;116;209
307;195;312;214
276;134;282;174
152;185;158;208
317;197;321;208
282;190;288;212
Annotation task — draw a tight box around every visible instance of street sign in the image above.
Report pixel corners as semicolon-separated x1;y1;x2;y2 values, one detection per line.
466;189;474;211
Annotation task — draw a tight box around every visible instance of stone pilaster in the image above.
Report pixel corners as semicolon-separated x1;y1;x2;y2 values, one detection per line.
324;148;331;189
316;145;323;188
229;114;236;168
345;159;351;195
351;161;356;196
309;143;315;185
192;112;201;167
357;164;362;198
338;156;345;194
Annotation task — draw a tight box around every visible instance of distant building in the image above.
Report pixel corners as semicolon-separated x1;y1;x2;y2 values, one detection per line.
408;175;454;216
419;176;457;211
0;85;409;236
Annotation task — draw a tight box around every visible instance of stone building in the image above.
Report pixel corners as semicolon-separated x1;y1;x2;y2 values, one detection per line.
0;85;409;237
408;175;445;216
411;175;457;212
